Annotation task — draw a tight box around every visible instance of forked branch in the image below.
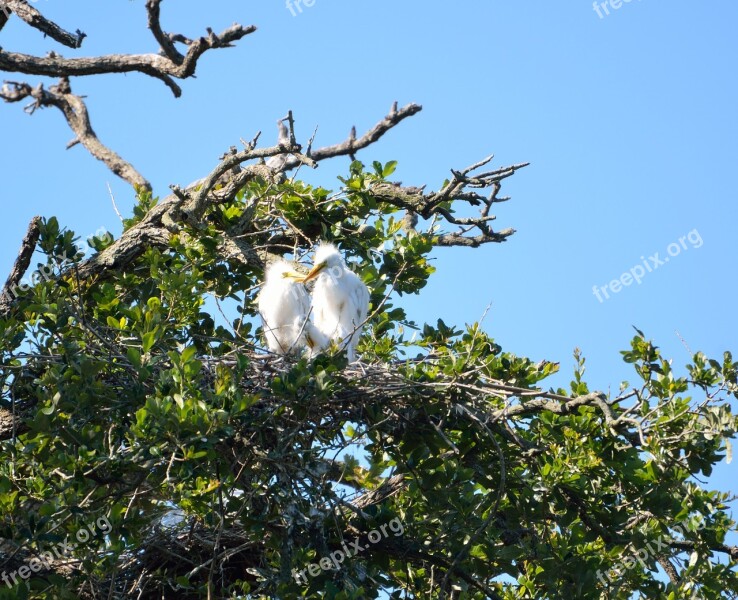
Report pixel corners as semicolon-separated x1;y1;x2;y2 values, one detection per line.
0;1;257;193
0;1;256;97
280;101;423;171
368;155;528;247
0;78;151;190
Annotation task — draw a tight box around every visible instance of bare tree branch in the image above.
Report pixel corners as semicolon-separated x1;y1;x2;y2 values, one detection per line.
145;0;183;63
0;78;151;190
0;215;41;312
0;0;86;48
0;8;9;33
0;2;256;188
367;158;527;247
92;110;522;276
280;101;423;171
1;101;418;297
0;24;256;97
252;102;526;248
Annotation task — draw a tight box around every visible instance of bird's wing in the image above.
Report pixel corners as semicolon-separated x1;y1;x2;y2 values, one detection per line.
349;278;370;324
333;277;369;340
311;279;340;338
295;284;311;318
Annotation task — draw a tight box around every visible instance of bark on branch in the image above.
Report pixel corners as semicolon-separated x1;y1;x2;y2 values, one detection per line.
0;22;256;97
0;0;86;48
61;103;427;286
368;155;527;247
0;78;151;190
280;101;423;170
0;215;41;312
145;0;184;64
0;2;257;193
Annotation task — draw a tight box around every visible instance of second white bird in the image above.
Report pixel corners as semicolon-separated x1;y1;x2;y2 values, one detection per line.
300;242;370;363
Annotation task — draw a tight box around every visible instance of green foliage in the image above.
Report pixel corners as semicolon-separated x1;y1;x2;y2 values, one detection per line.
0;162;736;599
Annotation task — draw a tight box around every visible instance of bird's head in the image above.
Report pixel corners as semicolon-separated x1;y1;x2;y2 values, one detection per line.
266;259;303;282
300;242;343;283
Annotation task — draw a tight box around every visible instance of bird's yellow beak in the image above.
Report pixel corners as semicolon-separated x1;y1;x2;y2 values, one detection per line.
299;262;326;283
281;271;303;281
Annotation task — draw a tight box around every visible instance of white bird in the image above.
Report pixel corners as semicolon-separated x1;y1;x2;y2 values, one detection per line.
258;259;315;356
300;243;370;362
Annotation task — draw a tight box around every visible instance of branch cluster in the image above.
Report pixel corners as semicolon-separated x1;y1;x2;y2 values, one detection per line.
0;0;256;188
0;96;527;323
368;154;527;247
0;0;255;96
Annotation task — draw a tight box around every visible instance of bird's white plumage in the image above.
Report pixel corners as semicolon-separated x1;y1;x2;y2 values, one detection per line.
305;243;370;362
303;320;331;359
258;259;311;355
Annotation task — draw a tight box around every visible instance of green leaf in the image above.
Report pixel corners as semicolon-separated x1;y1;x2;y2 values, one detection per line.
382;160;398;177
142;330;157;353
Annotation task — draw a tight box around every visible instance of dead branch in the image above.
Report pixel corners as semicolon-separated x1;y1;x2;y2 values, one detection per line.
0;78;151;190
279;101;423;172
0;0;255;97
253;103;526;249
0;23;256;97
178;110;314;224
367;156;527;247
0;215;41;311
54;103;425;287
0;3;255;191
0;0;86;48
145;0;184;63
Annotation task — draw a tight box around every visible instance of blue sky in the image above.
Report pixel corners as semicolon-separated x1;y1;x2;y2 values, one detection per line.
1;0;736;541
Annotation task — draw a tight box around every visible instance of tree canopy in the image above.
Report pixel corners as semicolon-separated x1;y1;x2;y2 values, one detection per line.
0;2;736;599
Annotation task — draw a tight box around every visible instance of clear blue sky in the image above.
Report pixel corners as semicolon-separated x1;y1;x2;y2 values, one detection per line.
2;0;736;529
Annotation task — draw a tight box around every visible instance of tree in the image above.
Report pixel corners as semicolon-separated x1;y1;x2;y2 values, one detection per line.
1;3;736;599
